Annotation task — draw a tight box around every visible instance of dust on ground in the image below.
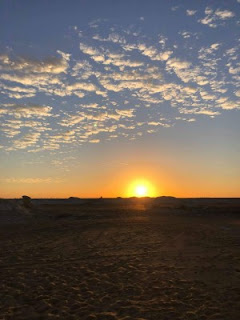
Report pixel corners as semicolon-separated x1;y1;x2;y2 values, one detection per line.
0;198;240;319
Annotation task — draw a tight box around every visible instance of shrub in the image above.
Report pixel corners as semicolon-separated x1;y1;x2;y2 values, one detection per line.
22;195;32;209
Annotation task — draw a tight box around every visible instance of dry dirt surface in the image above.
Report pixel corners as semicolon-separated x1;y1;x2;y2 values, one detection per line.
0;199;240;319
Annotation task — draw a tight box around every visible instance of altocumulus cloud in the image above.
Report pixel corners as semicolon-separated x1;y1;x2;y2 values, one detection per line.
0;104;52;118
0;5;239;152
199;7;235;28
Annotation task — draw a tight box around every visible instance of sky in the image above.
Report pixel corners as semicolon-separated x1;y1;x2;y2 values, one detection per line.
0;0;240;198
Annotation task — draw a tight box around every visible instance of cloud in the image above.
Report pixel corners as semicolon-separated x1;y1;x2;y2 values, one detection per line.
0;85;36;93
3;92;35;99
218;100;240;110
148;121;171;127
199;7;235;28
0;51;71;99
103;57;143;68
176;116;196;122
60;114;85;127
1;177;53;183
167;58;191;70
0;128;21;137
0;84;36;97
228;66;240;74
171;6;179;12
37;130;78;151
67;82;98;92
200;91;216;100
0;73;61;87
92;33;126;44
71;60;93;79
215;9;235;19
45;80;101;98
79;43;100;56
186;10;197;16
80;42;143;68
0;104;52;118
137;43;172;61
235;90;240;97
1;20;239;152
1;119;50;139
98;67;164;94
0;51;69;74
116;109;134;117
81;103;102;109
184;86;198;93
165;58;193;83
179;31;191;39
179;107;221;116
89;139;100;143
13;132;41;149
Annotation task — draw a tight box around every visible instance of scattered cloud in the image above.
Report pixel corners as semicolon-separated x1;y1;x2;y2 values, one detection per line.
136;43;172;61
167;58;191;70
0;14;239;152
13;132;41;149
186;10;197;16
235;90;240;97
0;104;52;118
215;9;235;19
0;51;70;74
199;7;235;28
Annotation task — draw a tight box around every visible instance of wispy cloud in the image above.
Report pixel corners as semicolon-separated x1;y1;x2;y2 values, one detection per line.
1;177;59;184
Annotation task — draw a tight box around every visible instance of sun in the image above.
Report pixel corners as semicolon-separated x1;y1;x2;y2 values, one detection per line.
126;179;156;197
135;185;147;197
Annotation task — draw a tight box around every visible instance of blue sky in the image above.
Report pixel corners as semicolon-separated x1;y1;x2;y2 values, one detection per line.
0;0;239;197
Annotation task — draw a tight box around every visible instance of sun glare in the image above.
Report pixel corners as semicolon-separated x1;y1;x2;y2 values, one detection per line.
127;179;157;197
135;185;147;197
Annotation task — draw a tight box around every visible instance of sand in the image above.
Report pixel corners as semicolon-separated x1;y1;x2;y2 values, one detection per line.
0;198;240;319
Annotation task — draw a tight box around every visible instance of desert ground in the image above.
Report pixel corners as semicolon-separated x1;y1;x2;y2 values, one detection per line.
0;197;240;319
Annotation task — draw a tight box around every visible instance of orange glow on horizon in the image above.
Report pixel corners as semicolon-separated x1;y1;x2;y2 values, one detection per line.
126;179;157;198
135;185;147;197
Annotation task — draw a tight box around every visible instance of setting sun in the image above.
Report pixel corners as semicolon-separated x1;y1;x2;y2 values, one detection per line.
135;185;147;197
126;179;157;198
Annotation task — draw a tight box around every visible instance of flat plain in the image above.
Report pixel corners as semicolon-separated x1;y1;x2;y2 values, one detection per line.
0;198;240;319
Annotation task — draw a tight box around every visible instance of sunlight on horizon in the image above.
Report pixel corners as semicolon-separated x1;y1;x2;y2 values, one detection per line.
135;185;147;197
127;180;157;198
0;1;239;198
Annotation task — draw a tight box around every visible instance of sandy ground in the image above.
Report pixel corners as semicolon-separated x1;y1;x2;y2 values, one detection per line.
0;199;240;319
